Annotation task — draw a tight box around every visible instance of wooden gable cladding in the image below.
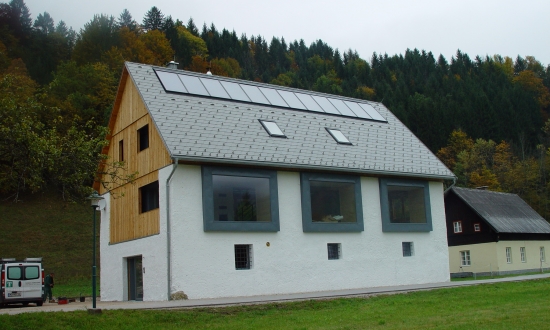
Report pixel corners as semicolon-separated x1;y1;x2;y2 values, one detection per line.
100;71;172;243
109;172;160;243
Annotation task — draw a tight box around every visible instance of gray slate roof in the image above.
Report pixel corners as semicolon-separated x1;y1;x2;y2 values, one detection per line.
449;187;550;234
125;62;454;180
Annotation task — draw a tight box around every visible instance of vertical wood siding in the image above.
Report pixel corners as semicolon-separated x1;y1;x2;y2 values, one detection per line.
101;76;172;243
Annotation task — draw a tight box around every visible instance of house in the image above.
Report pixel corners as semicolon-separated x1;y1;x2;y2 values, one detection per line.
95;61;455;301
445;186;550;276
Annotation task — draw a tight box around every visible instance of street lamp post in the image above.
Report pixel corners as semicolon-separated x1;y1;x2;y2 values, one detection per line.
87;191;104;312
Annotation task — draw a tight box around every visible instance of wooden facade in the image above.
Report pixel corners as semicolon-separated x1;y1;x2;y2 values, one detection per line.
445;192;497;246
100;72;172;244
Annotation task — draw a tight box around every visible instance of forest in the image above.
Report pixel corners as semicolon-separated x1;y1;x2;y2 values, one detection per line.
1;0;550;218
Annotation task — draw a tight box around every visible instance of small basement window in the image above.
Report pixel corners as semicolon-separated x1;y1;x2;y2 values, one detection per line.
453;221;462;233
259;120;286;137
327;243;341;260
326;128;352;145
138;124;149;151
402;242;414;257
139;181;159;213
234;244;252;270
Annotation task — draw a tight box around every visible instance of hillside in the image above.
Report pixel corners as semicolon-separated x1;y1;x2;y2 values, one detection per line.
0;192;97;281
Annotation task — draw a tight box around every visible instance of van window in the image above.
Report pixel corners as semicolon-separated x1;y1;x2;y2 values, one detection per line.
24;266;39;280
7;266;22;280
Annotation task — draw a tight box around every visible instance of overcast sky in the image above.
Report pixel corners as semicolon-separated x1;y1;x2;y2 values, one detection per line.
25;0;550;66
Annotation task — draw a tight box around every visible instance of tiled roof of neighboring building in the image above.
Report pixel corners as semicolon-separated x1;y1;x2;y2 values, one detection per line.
125;62;455;180
448;187;550;234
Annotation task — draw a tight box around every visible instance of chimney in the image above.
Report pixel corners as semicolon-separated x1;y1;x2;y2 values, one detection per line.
167;61;179;69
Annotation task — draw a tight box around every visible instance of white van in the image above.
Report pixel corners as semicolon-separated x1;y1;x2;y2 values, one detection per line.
0;258;44;307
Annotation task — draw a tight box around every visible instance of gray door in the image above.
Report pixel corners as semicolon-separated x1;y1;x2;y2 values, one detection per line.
127;256;143;301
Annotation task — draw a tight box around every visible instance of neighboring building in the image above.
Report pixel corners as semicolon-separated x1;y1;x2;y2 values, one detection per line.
445;187;550;276
95;62;455;301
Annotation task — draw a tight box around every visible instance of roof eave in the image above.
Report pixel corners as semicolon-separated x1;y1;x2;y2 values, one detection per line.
171;155;455;181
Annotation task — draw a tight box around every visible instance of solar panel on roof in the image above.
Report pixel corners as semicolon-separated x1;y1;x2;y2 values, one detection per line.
240;84;270;104
295;93;324;112
220;81;250;102
154;69;387;122
178;75;209;96
200;78;229;98
156;71;187;93
312;96;340;114
259;87;288;107
278;90;307;110
344;101;371;119
359;103;385;121
328;98;356;117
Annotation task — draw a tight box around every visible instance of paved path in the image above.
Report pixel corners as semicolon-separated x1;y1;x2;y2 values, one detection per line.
2;273;550;315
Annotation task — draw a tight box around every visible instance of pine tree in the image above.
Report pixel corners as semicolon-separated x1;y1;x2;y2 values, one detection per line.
142;6;164;32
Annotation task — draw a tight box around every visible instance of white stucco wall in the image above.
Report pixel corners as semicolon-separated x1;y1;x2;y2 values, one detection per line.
449;241;550;274
100;165;172;301
101;165;450;301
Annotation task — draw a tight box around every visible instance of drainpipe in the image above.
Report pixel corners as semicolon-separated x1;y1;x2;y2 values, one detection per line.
444;177;457;193
166;158;179;300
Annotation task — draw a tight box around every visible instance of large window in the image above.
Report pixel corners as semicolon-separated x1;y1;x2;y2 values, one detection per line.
140;181;159;213
202;167;279;231
300;173;363;232
541;247;546;262
460;251;471;266
520;247;526;263
379;178;432;232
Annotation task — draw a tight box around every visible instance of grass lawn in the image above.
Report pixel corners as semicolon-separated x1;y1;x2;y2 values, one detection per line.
1;278;549;329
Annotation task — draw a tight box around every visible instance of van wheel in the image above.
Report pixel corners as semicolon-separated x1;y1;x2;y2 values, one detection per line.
22;302;29;306
37;301;43;307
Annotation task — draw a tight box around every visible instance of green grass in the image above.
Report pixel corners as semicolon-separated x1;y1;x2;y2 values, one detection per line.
1;278;550;329
54;277;96;299
0;192;96;282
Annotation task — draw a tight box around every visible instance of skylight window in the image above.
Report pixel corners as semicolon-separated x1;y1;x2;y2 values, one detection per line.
259;120;286;137
326;128;351;145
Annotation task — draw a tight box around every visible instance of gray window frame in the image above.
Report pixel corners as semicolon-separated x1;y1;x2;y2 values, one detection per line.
202;166;280;232
379;178;432;232
300;172;364;232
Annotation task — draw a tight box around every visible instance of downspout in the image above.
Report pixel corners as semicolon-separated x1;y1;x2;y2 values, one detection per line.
444;177;457;193
166;158;179;300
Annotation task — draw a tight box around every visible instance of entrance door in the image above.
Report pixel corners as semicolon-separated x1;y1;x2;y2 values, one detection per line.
127;256;143;301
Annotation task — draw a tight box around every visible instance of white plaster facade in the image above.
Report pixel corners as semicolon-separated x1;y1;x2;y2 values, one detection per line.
449;241;550;274
101;165;450;301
